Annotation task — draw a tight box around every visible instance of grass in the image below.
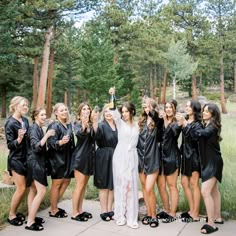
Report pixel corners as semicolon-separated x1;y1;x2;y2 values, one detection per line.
0;100;236;227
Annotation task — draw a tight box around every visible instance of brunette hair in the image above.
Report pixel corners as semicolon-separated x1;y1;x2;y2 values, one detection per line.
187;100;202;122
119;102;136;122
9;96;29;113
203;103;222;141
138;98;158;132
76;102;92;123
164;100;177;123
31;107;45;122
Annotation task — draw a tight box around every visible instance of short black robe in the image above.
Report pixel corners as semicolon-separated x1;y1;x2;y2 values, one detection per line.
180;121;202;177
5;116;29;176
160;122;181;176
47;121;75;179
94;121;118;190
27;123;48;187
137;110;163;175
190;124;223;183
71;121;95;176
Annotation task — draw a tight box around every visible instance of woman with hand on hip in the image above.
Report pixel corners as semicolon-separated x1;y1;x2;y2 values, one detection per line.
25;108;55;231
47;103;75;218
5;96;29;226
190;103;223;234
109;87;139;229
94;104;118;221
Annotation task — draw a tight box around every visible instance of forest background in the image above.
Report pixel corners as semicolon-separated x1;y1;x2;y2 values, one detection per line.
0;0;236;226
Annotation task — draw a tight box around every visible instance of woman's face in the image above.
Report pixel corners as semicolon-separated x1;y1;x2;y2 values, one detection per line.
202;106;212;122
185;101;193;116
104;108;112;121
80;105;90;118
165;103;174;117
16;99;29;116
55;105;68;121
122;106;131;122
35;109;47;126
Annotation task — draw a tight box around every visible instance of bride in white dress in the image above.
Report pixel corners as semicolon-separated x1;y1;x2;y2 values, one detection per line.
109;88;139;229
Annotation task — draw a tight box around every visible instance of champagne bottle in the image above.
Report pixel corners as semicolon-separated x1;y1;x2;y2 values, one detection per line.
109;93;116;110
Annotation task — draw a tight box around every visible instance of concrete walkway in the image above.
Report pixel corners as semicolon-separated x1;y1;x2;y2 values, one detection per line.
1;199;235;236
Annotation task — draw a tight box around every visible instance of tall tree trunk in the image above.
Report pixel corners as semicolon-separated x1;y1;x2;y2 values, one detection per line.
192;74;197;100
113;50;118;65
161;68;167;104
46;48;54;118
199;72;202;95
77;88;81;105
234;60;236;93
33;56;38;109
153;64;157;99
64;90;68;106
158;66;162;104
37;26;53;107
1;86;7;118
173;76;176;99
149;64;154;98
83;90;87;101
220;54;227;113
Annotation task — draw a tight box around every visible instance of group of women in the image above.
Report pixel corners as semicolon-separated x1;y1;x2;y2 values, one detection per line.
4;88;223;234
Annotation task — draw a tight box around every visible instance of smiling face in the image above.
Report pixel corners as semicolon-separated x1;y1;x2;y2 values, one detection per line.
121;106;131;122
80;105;91;118
16;99;29;116
165;102;174;118
185;101;193;116
35;109;47;127
202;105;212;122
103;107;112;121
55;104;69;122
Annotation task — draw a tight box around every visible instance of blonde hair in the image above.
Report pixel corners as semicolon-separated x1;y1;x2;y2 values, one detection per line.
9;96;29;114
52;103;69;122
101;104;112;121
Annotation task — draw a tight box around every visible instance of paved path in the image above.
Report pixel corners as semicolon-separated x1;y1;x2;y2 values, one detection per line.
1;199;235;236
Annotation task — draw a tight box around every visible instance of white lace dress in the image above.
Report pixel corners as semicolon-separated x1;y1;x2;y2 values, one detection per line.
111;110;139;227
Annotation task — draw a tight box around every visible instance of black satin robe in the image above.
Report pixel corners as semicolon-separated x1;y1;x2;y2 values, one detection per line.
180;121;202;177
47;121;75;179
160;122;181;176
94;121;118;190
27;123;48;187
137;110;163;175
71;121;95;176
5;116;29;176
190;124;223;183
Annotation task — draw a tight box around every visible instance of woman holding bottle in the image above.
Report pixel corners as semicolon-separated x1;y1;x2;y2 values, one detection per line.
94;104;118;221
47;103;75;218
25;108;55;231
109;87;139;229
5;96;29;226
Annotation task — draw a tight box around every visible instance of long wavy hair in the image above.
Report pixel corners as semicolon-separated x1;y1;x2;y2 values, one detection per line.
138;99;158;132
164;100;177;123
186;100;202;122
119;102;136;123
76;102;92;125
203;103;222;141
